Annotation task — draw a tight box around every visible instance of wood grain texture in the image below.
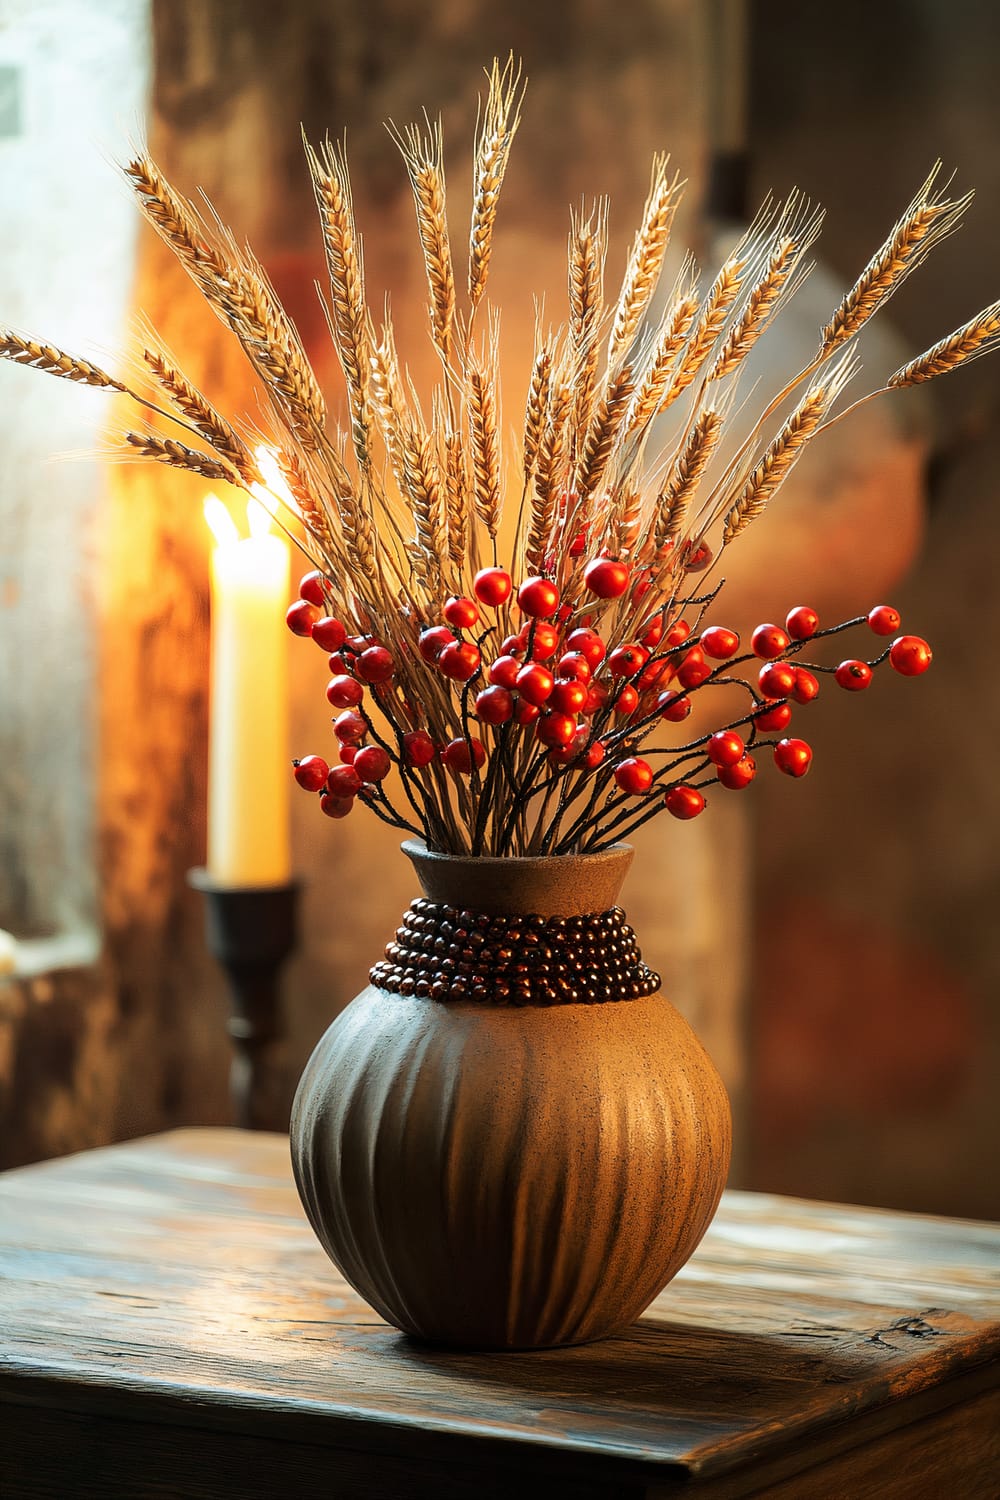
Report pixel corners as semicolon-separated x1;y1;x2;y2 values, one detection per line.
0;1130;998;1498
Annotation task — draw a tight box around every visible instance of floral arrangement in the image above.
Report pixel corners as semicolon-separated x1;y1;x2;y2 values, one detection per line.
4;59;997;858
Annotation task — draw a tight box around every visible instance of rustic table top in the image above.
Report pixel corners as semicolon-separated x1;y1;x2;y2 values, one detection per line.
0;1128;997;1499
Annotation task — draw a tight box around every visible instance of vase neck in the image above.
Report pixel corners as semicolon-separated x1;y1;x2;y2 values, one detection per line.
401;840;634;918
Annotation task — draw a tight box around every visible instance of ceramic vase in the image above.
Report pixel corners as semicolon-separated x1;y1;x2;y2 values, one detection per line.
290;840;731;1349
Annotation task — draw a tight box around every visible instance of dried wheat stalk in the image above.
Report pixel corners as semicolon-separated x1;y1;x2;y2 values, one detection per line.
0;332;125;391
469;55;524;309
305;136;372;465
576;364;635;500
665;252;747;409
123;430;239;483
143;347;252;477
624;285;700;439
389;117;456;363
442;422;468;565
522;344;553;482
568;203;608;445
526;382;572;573
655;408;724;548
607;154;681;369
722;354;858;543
889;297;1000;385
820;167;972;354
468;345;502;541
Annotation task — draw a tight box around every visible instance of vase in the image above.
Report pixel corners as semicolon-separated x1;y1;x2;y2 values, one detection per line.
290;840;731;1350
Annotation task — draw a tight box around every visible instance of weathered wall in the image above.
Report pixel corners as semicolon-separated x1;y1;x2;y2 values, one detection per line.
747;0;1000;1217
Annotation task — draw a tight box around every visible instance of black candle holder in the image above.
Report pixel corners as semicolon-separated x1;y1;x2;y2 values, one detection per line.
188;870;299;1132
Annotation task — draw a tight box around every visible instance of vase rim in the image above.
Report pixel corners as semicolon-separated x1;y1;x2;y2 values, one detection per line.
401;840;634;917
400;839;633;868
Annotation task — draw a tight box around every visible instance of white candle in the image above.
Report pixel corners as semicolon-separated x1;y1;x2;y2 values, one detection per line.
205;493;291;886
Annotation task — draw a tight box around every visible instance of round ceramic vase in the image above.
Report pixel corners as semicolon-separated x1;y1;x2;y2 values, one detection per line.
290;841;731;1350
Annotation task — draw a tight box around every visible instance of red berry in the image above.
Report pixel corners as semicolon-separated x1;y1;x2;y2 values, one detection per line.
751;623;790;659
515;662;555;706
438;641;482;681
889;635;932;676
402;730;436;767
658;691;692;722
665;619;691;648
835;659;873;691
286;599;320;637
615;684;640;715
701;625;740;660
473;567;513;607
529;621;561;661
707;730;745;768
754;701;792;732
608;643;649;678
319;792;354;819
326;674;364;708
678;647;712;690
293;755;329;791
774;737;813;777
786;605;819;640
637;658;670;693
444;595;480;629
665;784;706;819
550;678;588;714
869;604;901;636
792;668;820;704
500;634;524;657
718;754;756;790
566;627;606;667
441;736;486;774
339;744;358;765
517;576;560;619
759;661;797;699
356;645;395;683
557;651;592;683
582;739;606;769
332;711;366;745
475;685;514;724
418;625;456;663
311;616;347;652
515;699;540;725
535;712;577;748
584;682;609;714
583;556;630;599
326;764;362;797
298;570;327;607
614;757;653;795
488;653;522;689
640;615;665;649
354;745;392;783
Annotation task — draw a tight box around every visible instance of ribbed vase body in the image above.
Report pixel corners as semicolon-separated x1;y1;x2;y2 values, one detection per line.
290;844;731;1349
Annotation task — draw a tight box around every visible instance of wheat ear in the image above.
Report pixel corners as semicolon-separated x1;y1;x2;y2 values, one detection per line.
722;353;858;543
123;430;240;483
820;166;972;355
389;116;456;363
889;298;1000;386
607;153;682;368
522;344;553;483
665;253;747;409
0;331;125;390
468;338;503;541
568;201;608;447
469;54;525;309
576;364;635;500
305;135;372;465
624;285;700;439
525;382;572;574
655;408;724;548
142;348;252;476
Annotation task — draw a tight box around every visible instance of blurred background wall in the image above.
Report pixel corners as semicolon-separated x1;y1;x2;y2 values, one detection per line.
0;0;996;1219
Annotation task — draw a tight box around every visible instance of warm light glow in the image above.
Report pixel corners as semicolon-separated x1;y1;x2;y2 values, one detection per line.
254;445;297;512
203;493;240;548
246;495;273;540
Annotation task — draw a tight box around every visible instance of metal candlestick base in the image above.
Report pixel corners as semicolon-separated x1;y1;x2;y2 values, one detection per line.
188;870;299;1131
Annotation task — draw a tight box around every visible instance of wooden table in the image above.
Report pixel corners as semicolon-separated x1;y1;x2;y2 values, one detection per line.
0;1130;997;1498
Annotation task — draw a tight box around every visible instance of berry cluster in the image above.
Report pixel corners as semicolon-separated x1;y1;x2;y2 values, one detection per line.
289;551;932;855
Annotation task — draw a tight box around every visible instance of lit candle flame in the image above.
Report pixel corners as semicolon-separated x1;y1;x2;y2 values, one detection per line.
203;492;240;548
